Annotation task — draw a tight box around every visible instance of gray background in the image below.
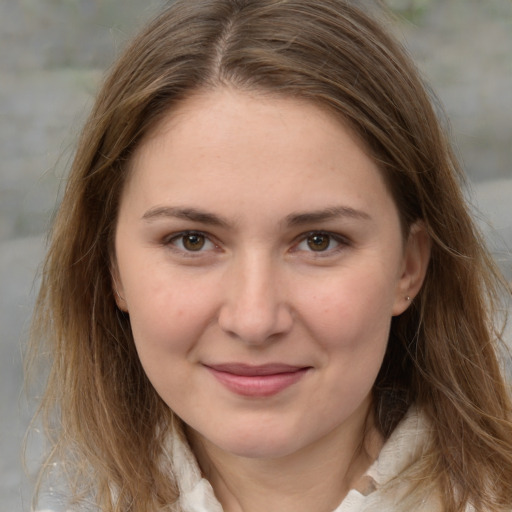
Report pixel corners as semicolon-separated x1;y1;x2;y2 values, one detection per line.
1;0;511;510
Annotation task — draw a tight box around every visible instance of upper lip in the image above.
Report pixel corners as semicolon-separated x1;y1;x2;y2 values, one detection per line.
204;363;308;376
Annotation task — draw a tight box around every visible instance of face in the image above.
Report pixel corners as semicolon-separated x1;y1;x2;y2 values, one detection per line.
114;89;428;461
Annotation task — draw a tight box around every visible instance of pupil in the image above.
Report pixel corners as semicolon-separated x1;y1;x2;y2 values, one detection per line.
183;234;205;251
307;234;329;251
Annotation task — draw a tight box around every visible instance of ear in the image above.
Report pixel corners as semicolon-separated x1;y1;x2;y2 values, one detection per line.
392;221;431;316
110;264;129;313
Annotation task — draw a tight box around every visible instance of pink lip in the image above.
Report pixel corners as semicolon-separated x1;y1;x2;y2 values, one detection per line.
205;363;310;397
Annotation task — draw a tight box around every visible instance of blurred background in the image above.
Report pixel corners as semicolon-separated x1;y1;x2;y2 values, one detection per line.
1;0;511;510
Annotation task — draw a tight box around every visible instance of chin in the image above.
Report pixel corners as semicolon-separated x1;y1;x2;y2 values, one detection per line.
220;437;297;460
204;422;312;460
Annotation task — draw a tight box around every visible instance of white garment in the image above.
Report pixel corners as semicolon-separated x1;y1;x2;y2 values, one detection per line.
170;406;444;512
36;407;462;512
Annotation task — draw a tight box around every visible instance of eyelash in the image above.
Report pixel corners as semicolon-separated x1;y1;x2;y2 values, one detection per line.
164;231;219;256
163;230;350;257
292;231;350;257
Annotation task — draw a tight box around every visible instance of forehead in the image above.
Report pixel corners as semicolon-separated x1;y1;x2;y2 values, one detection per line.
122;88;397;224
135;87;373;164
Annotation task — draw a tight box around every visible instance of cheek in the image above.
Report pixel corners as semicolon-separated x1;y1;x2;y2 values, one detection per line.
124;269;220;358
125;276;220;403
309;277;392;399
296;269;395;352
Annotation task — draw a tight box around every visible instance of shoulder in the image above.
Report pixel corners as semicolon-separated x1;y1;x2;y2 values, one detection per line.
361;407;439;511
367;405;431;487
364;408;510;512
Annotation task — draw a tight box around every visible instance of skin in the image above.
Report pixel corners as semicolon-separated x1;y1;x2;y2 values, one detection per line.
114;88;430;512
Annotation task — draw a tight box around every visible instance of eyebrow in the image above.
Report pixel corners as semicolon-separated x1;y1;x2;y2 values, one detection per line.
142;206;231;228
142;205;371;228
285;206;371;226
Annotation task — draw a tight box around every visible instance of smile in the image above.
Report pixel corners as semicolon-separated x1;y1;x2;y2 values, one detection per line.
204;363;311;397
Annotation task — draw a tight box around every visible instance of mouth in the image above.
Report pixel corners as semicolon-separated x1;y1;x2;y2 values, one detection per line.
204;363;311;397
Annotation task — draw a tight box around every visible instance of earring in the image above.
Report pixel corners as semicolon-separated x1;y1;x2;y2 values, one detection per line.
405;296;411;301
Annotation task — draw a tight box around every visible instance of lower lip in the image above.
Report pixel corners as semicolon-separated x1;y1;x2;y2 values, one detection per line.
206;367;309;397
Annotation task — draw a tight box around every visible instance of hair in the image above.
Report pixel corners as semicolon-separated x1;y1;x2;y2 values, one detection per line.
27;0;512;511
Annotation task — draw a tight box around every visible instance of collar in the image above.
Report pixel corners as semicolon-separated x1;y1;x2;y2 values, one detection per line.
333;405;431;511
168;406;429;512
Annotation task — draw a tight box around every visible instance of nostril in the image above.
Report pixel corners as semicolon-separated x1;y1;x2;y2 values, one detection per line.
218;301;293;345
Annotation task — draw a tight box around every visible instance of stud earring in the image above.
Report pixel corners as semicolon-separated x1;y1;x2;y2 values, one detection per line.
405;296;411;301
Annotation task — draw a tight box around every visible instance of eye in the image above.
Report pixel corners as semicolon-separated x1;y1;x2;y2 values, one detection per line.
167;231;216;252
306;233;331;251
294;232;347;253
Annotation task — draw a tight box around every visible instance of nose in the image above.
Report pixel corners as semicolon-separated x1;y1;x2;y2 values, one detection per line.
218;254;293;345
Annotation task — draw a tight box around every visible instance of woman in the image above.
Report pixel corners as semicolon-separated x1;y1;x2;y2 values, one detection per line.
29;0;512;511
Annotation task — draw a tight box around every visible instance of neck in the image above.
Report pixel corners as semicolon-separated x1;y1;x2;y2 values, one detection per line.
188;403;383;512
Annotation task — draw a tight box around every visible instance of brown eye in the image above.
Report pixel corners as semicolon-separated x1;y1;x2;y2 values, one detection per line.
306;233;331;251
166;231;217;255
182;233;206;251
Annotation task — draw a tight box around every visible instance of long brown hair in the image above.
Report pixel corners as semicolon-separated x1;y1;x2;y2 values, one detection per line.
28;0;512;510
